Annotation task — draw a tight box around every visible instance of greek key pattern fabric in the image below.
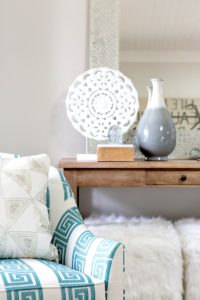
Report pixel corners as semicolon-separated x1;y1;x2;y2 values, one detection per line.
72;231;96;272
48;166;125;299
0;259;43;300
52;206;84;264
0;153;125;299
0;258;105;300
58;170;74;200
91;239;120;291
40;259;97;300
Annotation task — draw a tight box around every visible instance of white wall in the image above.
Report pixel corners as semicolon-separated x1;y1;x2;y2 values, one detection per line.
0;0;88;162
1;2;200;219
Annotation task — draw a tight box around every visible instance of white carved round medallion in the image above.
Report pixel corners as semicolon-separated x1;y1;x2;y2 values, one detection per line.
88;90;117;118
66;67;139;140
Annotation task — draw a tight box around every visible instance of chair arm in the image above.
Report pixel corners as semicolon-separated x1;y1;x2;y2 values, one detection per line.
53;214;125;300
48;166;125;299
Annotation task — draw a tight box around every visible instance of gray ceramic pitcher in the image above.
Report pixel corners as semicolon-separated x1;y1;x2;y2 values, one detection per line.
136;79;176;160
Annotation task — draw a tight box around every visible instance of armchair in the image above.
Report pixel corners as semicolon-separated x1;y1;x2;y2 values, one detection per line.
0;153;125;300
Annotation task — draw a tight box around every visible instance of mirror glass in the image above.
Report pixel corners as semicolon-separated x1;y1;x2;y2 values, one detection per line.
119;0;200;157
89;0;200;157
120;0;200;127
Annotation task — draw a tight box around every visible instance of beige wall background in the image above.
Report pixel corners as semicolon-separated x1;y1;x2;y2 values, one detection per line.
1;0;200;219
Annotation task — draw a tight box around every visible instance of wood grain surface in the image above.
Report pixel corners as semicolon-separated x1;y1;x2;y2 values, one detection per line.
59;158;200;205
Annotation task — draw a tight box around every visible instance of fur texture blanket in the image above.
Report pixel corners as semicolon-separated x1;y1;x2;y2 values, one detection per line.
175;219;200;300
85;215;183;300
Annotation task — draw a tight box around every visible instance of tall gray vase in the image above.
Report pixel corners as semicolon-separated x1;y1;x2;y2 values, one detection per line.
136;79;176;160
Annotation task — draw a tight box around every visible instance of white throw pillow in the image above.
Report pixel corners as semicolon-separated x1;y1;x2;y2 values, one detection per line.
0;154;58;260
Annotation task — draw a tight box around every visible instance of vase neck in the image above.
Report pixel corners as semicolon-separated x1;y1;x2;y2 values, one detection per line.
146;85;152;107
148;79;166;109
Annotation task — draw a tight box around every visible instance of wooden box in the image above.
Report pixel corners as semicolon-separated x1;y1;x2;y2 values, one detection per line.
97;144;134;162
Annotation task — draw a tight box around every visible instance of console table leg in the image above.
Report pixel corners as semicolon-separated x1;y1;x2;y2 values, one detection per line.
77;187;80;208
63;170;79;203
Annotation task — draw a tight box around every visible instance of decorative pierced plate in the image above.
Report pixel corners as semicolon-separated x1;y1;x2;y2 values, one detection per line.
66;67;139;141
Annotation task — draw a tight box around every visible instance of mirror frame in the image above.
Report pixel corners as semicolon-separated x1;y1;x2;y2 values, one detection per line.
88;0;200;158
88;0;120;152
89;0;119;69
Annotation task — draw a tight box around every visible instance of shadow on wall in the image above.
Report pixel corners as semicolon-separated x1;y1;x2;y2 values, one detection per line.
79;187;200;220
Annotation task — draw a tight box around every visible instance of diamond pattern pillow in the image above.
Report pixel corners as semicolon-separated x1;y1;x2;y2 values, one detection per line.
0;154;58;260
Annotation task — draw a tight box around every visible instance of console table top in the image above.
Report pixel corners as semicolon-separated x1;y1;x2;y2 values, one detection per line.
59;158;200;170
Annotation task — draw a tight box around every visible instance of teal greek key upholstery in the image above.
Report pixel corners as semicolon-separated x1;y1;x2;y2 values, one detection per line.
0;153;125;300
0;258;105;300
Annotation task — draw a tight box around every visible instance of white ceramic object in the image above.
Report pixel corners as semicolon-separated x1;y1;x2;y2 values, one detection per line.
66;67;139;141
146;85;152;106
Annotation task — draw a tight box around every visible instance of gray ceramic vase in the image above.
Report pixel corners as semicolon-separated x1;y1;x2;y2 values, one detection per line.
136;79;176;160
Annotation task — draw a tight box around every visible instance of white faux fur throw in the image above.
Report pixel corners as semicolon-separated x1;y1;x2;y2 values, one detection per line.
175;219;200;300
85;215;183;300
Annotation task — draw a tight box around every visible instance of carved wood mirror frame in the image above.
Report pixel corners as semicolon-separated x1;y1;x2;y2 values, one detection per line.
88;0;120;152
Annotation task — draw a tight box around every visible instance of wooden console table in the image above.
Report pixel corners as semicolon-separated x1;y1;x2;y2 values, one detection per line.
59;158;200;206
